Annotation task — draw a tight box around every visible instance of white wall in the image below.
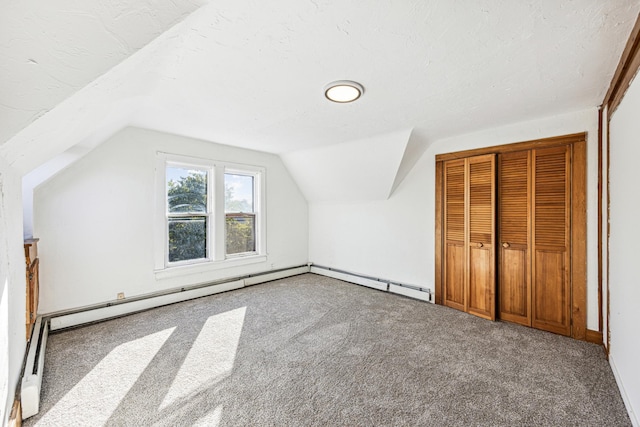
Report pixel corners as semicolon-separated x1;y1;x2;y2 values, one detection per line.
309;107;600;330
0;157;26;425
282;128;411;202
22;146;92;239
608;72;640;425
33;127;308;314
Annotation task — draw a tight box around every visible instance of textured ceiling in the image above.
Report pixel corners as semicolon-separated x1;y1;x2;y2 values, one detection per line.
132;0;640;154
1;0;639;174
0;0;205;147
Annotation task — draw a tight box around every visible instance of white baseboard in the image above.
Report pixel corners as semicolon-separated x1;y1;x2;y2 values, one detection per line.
21;317;49;419
389;283;431;302
244;266;309;286
49;266;309;331
310;265;432;302
609;353;639;427
310;266;388;291
49;279;245;331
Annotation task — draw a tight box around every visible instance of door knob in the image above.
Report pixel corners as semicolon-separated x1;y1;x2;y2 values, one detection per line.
502;242;510;248
477;242;484;248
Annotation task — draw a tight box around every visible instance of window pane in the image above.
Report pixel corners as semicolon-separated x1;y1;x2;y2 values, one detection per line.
226;213;255;255
168;216;207;262
224;173;254;213
167;167;207;213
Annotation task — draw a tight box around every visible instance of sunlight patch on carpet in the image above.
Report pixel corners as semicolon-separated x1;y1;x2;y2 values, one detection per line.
160;307;246;410
34;327;175;426
193;405;223;427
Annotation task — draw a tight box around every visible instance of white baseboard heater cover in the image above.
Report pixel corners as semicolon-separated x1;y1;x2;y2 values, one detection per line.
388;283;431;302
310;264;432;302
49;265;309;331
22;316;49;419
49;279;245;331
309;266;388;291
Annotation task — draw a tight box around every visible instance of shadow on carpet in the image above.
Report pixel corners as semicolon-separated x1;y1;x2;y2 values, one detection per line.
25;274;630;426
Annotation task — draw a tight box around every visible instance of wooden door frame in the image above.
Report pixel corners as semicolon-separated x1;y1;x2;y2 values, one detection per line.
600;11;640;354
434;133;587;341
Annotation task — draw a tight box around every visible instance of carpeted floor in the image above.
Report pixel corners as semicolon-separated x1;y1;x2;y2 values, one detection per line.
25;273;630;426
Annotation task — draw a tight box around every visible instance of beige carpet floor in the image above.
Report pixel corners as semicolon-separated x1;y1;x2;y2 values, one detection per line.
25;273;630;426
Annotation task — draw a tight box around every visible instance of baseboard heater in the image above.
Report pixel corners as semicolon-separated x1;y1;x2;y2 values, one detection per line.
47;265;310;332
309;264;432;302
21;316;49;419
20;264;308;420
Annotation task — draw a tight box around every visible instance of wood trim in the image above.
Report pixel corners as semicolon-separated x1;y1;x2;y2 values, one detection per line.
464;158;470;314
606;110;612;354
571;139;587;341
597;108;603;334
8;398;22;427
603;12;640;116
434;161;443;305
435;133;588;341
435;133;586;162
600;12;640;357
586;329;604;346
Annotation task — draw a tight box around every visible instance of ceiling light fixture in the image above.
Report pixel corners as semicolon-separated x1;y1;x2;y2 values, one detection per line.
324;80;364;103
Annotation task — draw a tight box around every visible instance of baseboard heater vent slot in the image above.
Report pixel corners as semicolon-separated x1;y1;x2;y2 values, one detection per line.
21;316;49;419
310;264;432;302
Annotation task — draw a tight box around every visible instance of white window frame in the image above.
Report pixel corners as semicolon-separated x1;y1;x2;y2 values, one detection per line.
224;167;261;259
165;161;213;267
154;152;267;279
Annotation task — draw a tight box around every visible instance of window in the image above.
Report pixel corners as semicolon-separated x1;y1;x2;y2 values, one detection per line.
225;172;256;256
166;166;210;263
155;153;265;274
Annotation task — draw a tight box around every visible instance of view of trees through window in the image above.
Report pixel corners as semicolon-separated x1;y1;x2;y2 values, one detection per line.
166;167;256;263
167;167;208;263
225;173;256;255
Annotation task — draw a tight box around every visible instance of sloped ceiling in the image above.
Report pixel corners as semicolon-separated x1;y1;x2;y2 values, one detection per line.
2;1;640;201
282;129;412;202
0;0;206;147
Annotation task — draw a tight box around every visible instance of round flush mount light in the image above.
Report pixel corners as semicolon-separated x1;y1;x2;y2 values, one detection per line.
324;80;364;103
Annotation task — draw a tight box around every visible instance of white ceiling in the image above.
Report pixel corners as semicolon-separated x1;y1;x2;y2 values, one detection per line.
0;0;205;148
2;1;639;196
131;0;640;154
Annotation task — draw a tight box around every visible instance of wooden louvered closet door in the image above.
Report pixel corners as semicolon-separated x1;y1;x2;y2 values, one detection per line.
437;136;583;338
531;145;571;336
443;159;465;311
443;155;495;319
498;151;531;326
467;155;496;320
497;146;571;336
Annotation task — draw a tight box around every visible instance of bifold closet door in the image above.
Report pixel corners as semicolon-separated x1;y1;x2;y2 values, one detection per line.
532;145;571;336
443;159;465;311
498;150;532;326
443;155;496;320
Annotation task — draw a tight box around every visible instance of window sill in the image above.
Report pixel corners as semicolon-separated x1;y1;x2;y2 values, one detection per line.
154;255;267;280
